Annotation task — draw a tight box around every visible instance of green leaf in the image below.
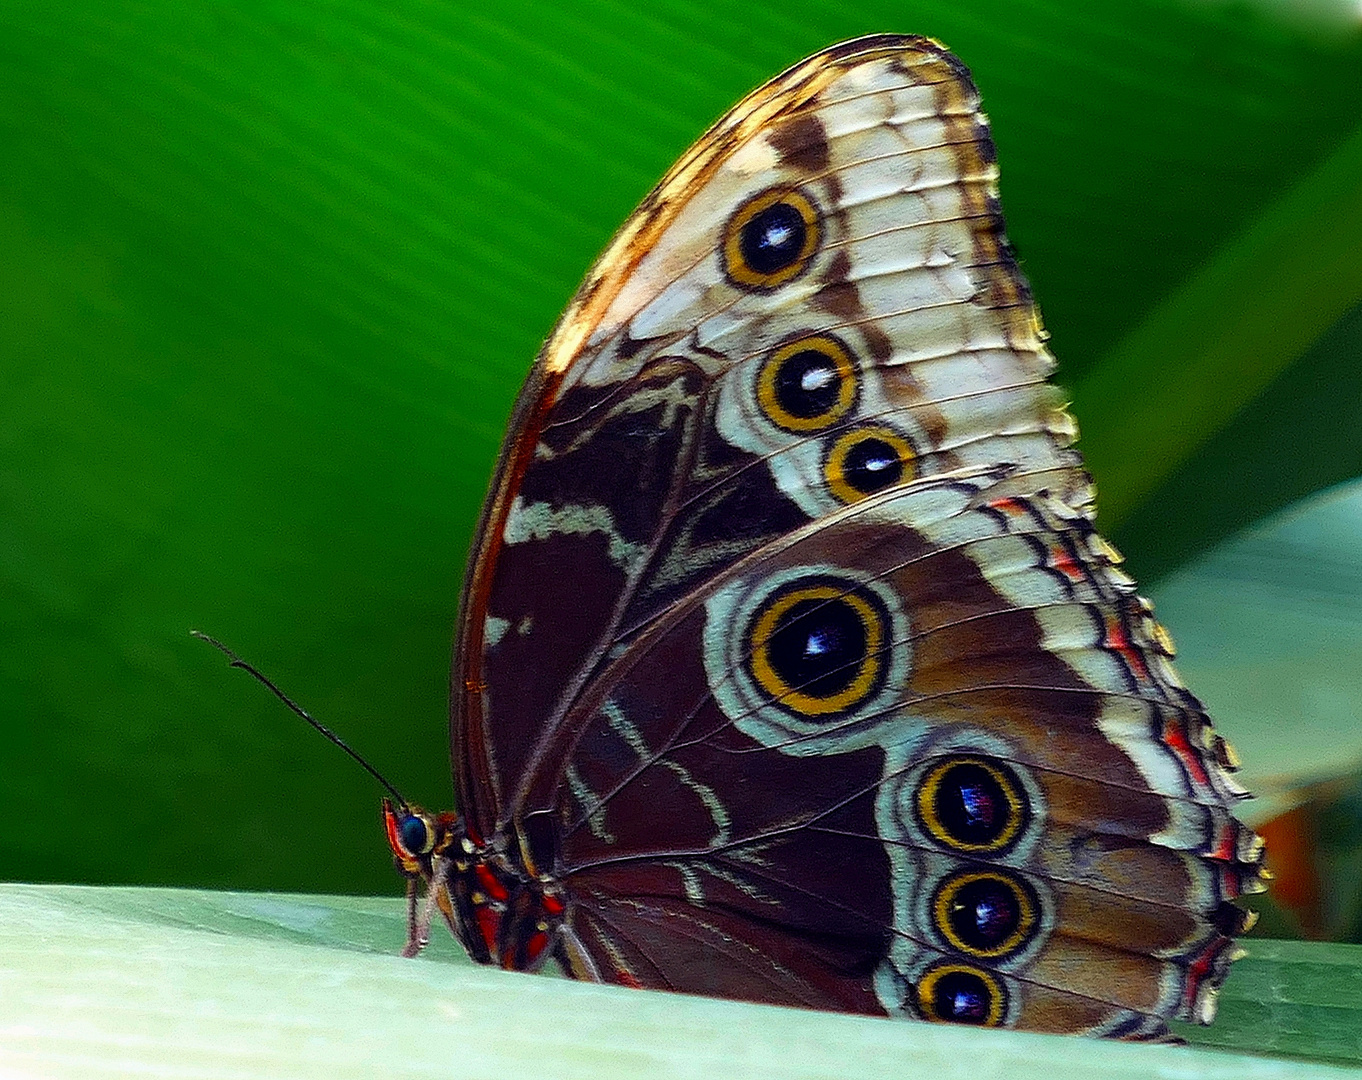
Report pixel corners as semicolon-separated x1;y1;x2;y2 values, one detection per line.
4;884;1361;1076
1073;121;1362;531
2;0;1360;900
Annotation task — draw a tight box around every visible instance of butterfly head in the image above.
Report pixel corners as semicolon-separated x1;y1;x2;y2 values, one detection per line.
382;797;461;876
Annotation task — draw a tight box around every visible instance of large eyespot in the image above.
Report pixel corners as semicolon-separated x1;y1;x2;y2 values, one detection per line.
747;579;888;717
824;426;916;503
756;334;857;432
916;756;1027;854
723;189;820;290
399;813;435;857
916;963;1006;1026
932;869;1038;959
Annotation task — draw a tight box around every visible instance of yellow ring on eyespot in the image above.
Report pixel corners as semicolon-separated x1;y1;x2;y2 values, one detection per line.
748;583;883;716
722;188;821;290
916;962;1006;1026
824;426;916;504
916;756;1025;854
932;869;1037;959
756;335;857;432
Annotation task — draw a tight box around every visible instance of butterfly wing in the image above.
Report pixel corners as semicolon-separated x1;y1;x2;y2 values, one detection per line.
547;474;1259;1035
450;34;1260;1035
454;33;1080;834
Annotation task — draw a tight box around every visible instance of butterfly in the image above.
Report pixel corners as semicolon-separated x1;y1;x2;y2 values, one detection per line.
380;33;1265;1039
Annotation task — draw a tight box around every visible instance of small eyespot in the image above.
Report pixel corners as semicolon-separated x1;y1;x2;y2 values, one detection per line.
722;189;820;290
824;426;916;503
932;869;1038;959
399;814;435;856
916;756;1027;854
916;963;1006;1026
747;578;887;718
756;335;857;432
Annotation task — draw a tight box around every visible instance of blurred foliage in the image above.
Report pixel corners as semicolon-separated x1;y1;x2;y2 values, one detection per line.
2;0;1361;900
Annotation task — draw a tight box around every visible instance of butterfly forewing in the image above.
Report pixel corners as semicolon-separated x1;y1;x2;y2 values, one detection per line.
444;34;1260;1038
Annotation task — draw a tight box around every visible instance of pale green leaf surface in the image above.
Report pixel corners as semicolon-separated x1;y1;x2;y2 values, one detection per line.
2;884;1359;1078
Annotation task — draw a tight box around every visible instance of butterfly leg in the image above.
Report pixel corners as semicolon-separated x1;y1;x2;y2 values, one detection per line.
401;876;426;958
403;855;451;958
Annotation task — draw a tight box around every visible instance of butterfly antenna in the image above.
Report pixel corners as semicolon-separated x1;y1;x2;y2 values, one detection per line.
191;629;410;810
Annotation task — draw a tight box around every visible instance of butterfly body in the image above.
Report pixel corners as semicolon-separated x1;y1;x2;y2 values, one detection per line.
386;34;1264;1039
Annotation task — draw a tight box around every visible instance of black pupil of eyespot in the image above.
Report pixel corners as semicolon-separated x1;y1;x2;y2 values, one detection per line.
933;970;993;1024
766;596;867;699
935;762;1011;845
774;348;842;418
400;816;428;854
843;436;904;493
740;201;807;276
948;878;1022;950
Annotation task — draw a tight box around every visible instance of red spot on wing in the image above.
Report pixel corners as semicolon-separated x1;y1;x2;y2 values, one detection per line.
1161;717;1211;790
1103;613;1150;680
988;496;1029;520
1049;541;1086;583
1180;935;1229;1013
615;969;643;989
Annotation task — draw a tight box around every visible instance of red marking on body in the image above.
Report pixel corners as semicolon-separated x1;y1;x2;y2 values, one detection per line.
475;863;510;902
1161;717;1211;790
526;931;550;964
615;969;643;989
541;893;565;916
475;904;501;955
382;806;406;858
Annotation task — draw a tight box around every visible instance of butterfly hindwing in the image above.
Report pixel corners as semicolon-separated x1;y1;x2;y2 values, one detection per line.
547;475;1256;1034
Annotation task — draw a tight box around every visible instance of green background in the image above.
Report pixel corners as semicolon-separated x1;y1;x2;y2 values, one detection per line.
3;0;1361;899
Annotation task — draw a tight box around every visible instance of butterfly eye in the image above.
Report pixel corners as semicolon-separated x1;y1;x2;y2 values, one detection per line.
722;189;821;290
756;335;857;431
824;427;916;503
916;756;1026;854
916;964;1007;1026
747;580;887;717
398;813;435;856
932;869;1038;959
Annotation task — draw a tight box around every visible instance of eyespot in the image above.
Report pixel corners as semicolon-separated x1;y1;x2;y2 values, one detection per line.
916;756;1027;854
756;335;857;432
824;426;916;503
722;189;820;290
399;813;435;856
747;578;887;717
916;963;1006;1026
932;869;1038;959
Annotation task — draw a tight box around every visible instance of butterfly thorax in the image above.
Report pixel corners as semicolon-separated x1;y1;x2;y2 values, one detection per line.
382;798;565;968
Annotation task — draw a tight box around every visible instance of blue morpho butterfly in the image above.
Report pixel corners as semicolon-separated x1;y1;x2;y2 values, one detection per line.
203;34;1263;1039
